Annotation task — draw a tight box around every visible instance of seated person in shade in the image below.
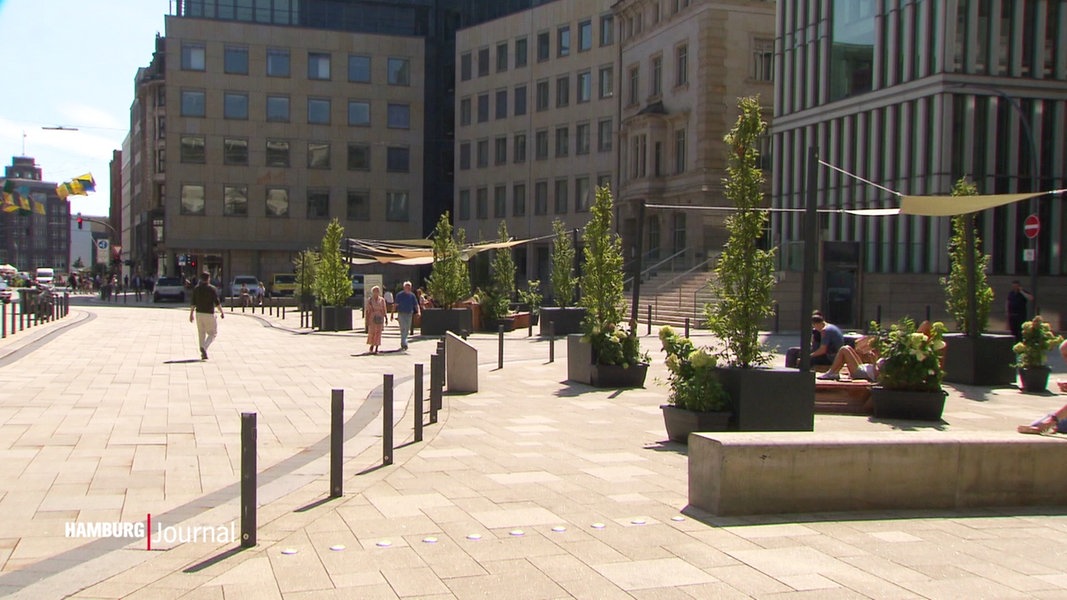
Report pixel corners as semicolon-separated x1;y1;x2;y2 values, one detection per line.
785;310;824;368
809;314;844;367
817;336;878;381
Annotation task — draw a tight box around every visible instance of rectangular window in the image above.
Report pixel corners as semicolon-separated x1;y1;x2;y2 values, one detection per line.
224;138;248;165
266;140;290;167
458;189;471;220
224;92;249;119
494;136;507;165
575;177;590;212
536;80;549;111
651;56;662;96
224;46;248;74
266;95;290;122
307;189;329;219
496;42;508;72
494;185;506;218
387;57;410;85
347;190;370;221
495;89;508;119
181;90;205;117
534;181;548;215
599;66;614;98
628;66;639;104
386;146;410;172
386;191;409;222
578;20;593;52
182;43;205;71
555;126;569;158
158;148;166;173
308;142;330;169
476;140;488;168
512;183;526;217
308;97;331;124
477;47;490;77
537;31;550;62
577;71;591;103
348;55;371;82
558;26;571;57
513;133;527;163
600;15;614;46
535;129;549;160
459;142;471;170
515;37;528;68
266;188;289;217
180;135;205;163
308;52;330;80
753;38;773;81
477;94;489;122
180;184;205;215
224;185;248;216
676;44;688;86
654;141;663;176
598;119;613;152
347;143;370;170
556;76;569;107
514;85;527;116
387;104;410;129
476;188;488;219
460;97;472;126
554;179;568;214
348;101;370;126
674;129;686;174
597;174;612;193
576;123;590;155
267;48;290;77
460;52;472;81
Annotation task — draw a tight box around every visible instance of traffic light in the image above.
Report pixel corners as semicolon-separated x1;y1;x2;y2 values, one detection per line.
77;214;83;229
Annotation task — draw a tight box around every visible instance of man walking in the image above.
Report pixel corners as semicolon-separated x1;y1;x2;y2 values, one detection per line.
189;271;224;360
395;281;420;351
1006;280;1033;342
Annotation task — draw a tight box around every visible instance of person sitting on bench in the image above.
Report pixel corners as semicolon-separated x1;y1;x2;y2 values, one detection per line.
809;314;844;369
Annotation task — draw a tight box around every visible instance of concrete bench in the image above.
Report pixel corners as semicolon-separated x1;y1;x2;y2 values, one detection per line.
689;432;1067;516
814;380;872;415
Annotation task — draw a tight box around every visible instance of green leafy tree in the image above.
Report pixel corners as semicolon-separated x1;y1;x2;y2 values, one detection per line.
940;177;993;334
517;280;543;313
580;186;625;329
705;96;777;368
549;218;576;307
481;222;517;321
293;249;319;299
312;219;352;306
426;212;471;308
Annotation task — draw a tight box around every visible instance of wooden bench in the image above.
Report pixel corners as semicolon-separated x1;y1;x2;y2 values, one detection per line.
814;379;873;415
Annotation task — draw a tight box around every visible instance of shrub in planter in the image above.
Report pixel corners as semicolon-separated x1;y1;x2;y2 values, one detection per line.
549;218;576;308
423;213;472;336
869;318;948;420
479;222;516;330
1013;316;1063;393
313;219;354;331
659;326;730;442
940;178;993;335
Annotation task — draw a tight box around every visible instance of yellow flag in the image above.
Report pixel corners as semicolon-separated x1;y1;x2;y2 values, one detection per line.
33;200;46;215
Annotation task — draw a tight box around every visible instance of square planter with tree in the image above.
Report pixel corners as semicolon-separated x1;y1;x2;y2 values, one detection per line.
423;212;473;336
313;219;353;332
541;219;586;336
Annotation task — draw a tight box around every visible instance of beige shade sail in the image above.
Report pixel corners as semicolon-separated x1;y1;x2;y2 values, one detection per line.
898;192;1049;216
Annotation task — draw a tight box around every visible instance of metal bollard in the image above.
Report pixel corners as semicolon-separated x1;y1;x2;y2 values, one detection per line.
282;305;286;320
549;320;555;363
2;302;5;338
240;412;257;548
12;300;17;333
429;353;441;424
647;304;652;335
330;389;343;498
685;317;690;339
383;374;393;466
528;318;532;337
414;364;424;442
498;324;504;369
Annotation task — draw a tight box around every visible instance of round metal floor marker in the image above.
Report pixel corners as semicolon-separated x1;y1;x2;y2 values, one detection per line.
631;519;646;525
281;549;298;555
376;540;392;547
329;545;346;551
423;536;438;544
551;526;567;533
591;522;606;529
509;529;524;536
466;533;482;540
671;516;686;522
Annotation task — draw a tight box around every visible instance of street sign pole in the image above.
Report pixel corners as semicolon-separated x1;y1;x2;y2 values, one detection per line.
1024;213;1039;315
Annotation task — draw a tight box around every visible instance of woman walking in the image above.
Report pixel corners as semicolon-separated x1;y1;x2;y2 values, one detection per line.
365;285;387;354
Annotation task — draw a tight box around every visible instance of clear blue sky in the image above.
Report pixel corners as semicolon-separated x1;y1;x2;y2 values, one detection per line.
0;0;173;216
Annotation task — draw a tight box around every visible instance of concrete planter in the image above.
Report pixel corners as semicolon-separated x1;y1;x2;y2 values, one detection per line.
539;307;587;336
420;308;473;336
590;363;649;388
1018;366;1051;394
943;334;1016;386
566;334;592;384
661;405;731;444
318;306;353;332
715;367;815;431
870;387;947;421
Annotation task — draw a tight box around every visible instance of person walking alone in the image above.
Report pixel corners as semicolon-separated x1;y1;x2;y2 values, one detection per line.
365;285;387;354
189;271;224;360
394;281;420;351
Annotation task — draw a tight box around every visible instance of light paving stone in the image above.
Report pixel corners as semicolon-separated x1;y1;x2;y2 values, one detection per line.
486;471;560;485
593;557;716;591
469;507;562;529
380;565;451;597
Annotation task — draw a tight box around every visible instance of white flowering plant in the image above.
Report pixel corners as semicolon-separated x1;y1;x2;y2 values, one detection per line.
869;318;947;392
1012;315;1063;369
659;326;729;412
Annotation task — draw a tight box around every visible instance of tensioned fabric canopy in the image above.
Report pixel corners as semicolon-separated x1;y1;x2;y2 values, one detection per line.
342;235;547;265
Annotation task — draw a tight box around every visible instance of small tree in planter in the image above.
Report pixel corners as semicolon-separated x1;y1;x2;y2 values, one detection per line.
293;249;319;311
1012;316;1063;393
424;212;473;335
516;279;543;325
868;318;949;420
659;326;730;443
542;218;585;335
480;222;517;330
313;219;355;331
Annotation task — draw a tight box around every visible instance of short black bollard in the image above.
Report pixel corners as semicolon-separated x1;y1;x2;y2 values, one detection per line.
429;353;441;424
330;389;343;498
240;412;257;548
498;324;504;369
548;320;555;363
528;318;532;337
414;364;424;442
2;302;6;338
685;317;690;339
382;374;394;466
281;305;286;320
647;304;652;335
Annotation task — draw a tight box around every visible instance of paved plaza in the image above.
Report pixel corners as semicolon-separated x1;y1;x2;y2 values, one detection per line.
1;297;1066;599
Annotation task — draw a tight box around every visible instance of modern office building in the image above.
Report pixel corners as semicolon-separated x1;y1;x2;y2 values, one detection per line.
0;156;71;273
772;0;1067;326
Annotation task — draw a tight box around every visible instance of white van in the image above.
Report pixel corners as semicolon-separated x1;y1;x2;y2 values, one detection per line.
35;267;55;286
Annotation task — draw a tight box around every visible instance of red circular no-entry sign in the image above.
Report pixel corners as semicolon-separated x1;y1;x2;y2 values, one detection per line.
1024;214;1040;239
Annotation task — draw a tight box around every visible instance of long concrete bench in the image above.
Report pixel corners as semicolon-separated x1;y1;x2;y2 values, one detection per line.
689;432;1067;516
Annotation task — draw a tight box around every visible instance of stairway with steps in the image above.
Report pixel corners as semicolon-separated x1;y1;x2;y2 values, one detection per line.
627;269;717;327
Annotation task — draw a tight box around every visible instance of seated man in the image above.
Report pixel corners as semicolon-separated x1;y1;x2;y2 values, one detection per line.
786;310;824;368
809;314;844;369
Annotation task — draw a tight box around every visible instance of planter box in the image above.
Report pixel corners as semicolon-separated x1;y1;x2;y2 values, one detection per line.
1019;366;1051;394
511;312;531;330
590;363;649;388
566;334;592;384
715;367;814;431
661;405;730;444
420;308;473;336
870;387;947;421
540;307;587;336
482;317;516;333
943;333;1016;386
318;306;353;332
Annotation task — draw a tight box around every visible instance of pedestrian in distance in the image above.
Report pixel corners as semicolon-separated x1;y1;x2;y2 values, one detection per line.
365;285;387;354
1006;280;1033;342
394;281;420;351
189;271;224;360
383;288;395;323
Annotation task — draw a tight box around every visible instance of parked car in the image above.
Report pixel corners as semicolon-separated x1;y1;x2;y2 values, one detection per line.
0;280;10;303
153;277;186;303
229;275;264;299
350;274;365;305
272;273;297;296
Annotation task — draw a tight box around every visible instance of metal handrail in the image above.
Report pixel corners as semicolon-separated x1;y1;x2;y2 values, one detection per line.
623;248;689;287
650;255;715;293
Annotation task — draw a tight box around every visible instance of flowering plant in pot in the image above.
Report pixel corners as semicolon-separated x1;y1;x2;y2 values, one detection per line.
658;326;731;441
868;318;948;420
1012;316;1063;393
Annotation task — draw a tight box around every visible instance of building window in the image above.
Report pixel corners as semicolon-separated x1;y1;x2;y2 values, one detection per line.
348;101;370;126
387;104;410;129
513;133;527;163
347;190;370;220
224;92;249;119
266;188;289;217
676;44;688;86
651;55;662;97
576;123;590;155
554;178;568;214
459;142;471;170
476;140;489;168
515;37;528;68
654;141;663;176
631;134;647;178
512;183;526;217
224;46;248;74
266;140;290;167
180;184;205;215
674;129;686;174
575;177;590;212
347;143;370;170
458;189;471;220
267;48;290;77
266;95;290;122
180;90;205;117
577;71;591;103
476;188;488;219
536;80;549;111
348;55;371;82
600;15;614;46
459;97;471;126
535;129;549;160
556;75;569;107
181;43;205;71
753;38;773;81
598;118;613;152
578;20;593;52
180;135;205;163
308;142;331;169
599;66;613;98
307;189;329;219
308;52;330;80
495;89;508;119
537;31;550;62
555;126;569;158
477;94;489;123
460;52;472;81
494;185;506;218
387;57;410;85
387;146;410;172
534;181;548;215
224;185;248;216
477;47;490;77
514;85;527;116
386;191;408;221
308;97;331;124
496;42;508;72
628;66;639;105
224;138;248;165
597;174;612;193
558;26;570;57
494;136;507;165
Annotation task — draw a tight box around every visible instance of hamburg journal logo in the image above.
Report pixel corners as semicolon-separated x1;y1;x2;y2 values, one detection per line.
65;515;236;550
